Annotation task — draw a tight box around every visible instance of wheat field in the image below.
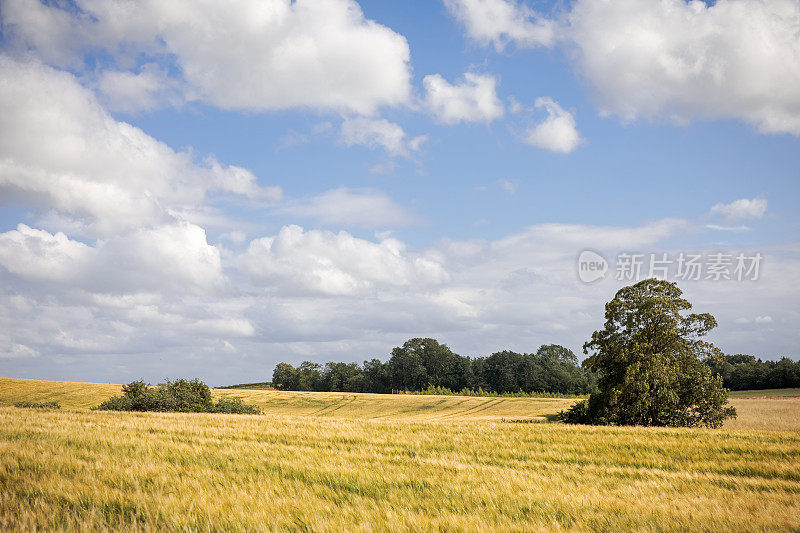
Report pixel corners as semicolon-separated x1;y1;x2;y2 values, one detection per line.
1;378;799;531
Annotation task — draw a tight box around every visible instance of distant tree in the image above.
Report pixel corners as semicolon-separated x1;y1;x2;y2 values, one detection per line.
362;358;391;393
296;361;324;391
272;362;298;390
483;351;522;393
561;279;736;428
537;344;579;366
269;340;596;395
388;340;430;391
323;362;364;392
394;338;469;390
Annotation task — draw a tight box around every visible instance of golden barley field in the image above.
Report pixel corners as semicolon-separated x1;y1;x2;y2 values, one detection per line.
1;378;799;531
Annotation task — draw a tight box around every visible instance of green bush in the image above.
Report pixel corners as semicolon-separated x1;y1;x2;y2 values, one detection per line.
209;397;261;414
14;401;61;409
95;379;260;415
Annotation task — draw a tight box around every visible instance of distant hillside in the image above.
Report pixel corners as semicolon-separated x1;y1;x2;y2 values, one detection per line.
216;382;273;390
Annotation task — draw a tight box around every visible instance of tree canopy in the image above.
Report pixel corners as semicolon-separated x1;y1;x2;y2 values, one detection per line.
561;279;736;428
271;339;596;395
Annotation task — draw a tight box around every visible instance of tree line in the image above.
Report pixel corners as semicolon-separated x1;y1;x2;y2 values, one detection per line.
705;354;800;390
272;339;597;395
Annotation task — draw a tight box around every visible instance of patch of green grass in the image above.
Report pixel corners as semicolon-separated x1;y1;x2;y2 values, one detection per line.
728;388;800;398
13;401;61;409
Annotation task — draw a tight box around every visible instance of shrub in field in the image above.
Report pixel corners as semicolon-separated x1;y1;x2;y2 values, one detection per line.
14;401;60;409
560;279;736;428
95;379;260;414
209;397;261;414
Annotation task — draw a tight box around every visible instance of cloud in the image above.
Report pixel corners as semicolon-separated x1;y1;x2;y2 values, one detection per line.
498;179;519;194
706;224;751;232
0;222;226;296
567;0;800;135
709;198;768;222
95;64;184;113
523;97;583;153
274;188;420;229
2;0;412;114
0;344;40;359
443;0;556;51
0;56;273;238
444;0;800;136
340;117;426;156
2;213;798;383
241;225;449;295
755;315;773;324
423;72;505;124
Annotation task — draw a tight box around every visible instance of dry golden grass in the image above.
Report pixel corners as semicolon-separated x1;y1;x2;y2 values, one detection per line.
2;378;799;531
3;378;800;430
213;388;577;421
725;398;800;431
0;378;122;409
0;378;575;421
1;407;799;531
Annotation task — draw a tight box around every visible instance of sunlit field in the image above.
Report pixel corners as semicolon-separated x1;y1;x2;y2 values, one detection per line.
1;378;799;531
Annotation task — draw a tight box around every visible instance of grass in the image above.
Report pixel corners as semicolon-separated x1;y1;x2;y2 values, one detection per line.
0;378;122;409
728;388;800;398
1;378;799;531
1;378;576;421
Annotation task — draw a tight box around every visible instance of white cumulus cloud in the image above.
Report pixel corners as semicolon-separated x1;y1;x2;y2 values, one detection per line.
443;0;556;51
444;0;800;136
241;225;449;295
0;222;227;296
709;198;768;222
523;97;583;153
567;0;800;135
340;118;426;157
2;0;412;114
0;56;278;238
423;72;505;125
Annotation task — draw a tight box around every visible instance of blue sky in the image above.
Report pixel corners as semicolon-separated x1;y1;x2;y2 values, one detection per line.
0;0;798;385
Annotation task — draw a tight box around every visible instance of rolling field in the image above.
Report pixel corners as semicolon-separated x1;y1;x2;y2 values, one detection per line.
0;378;576;421
1;378;799;531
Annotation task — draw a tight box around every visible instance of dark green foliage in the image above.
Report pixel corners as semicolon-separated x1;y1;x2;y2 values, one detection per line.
95;379;261;414
208;397;262;414
705;354;800;390
271;362;299;390
362;358;391;393
14;401;61;409
271;338;596;395
561;279;737;428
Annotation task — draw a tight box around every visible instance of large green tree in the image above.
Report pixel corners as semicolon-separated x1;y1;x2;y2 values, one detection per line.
562;279;736;428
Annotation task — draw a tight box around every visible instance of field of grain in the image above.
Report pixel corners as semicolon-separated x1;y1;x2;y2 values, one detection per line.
1;378;799;531
0;378;576;421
